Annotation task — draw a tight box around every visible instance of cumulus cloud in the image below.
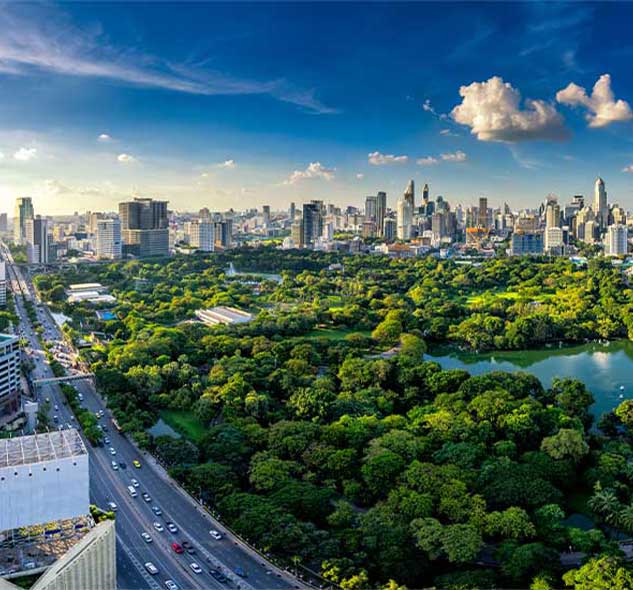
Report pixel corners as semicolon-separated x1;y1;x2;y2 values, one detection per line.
416;156;439;166
13;147;37;161
556;74;633;128
217;159;236;169
622;165;633;174
98;133;112;142
368;151;408;165
441;150;467;162
284;162;335;184
451;76;567;142
43;179;72;195
356;173;364;180
117;153;138;163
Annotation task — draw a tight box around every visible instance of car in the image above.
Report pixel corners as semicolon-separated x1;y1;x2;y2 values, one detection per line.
141;532;152;543
111;461;118;470
54;405;58;411
185;545;196;555
153;522;164;532
142;492;151;502
189;563;202;574
53;415;58;422
171;542;184;554
133;460;141;468
104;437;111;444
166;522;178;534
131;478;139;487
107;502;118;511
109;447;116;455
209;529;223;540
102;425;109;432
164;581;179;590
151;506;162;516
234;566;248;578
70;415;75;421
144;562;158;575
210;570;228;583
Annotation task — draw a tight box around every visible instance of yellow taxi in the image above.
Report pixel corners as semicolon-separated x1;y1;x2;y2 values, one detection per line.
133;460;141;469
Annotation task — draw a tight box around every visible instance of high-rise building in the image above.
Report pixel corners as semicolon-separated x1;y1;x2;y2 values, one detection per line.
25;216;49;264
0;333;20;427
376;191;387;237
478;197;489;228
188;219;215;252
396;196;413;240
365;195;377;220
289;202;296;222
214;219;234;249
0;261;6;307
545;226;564;253
290;220;304;247
510;230;544;255
594;177;608;230
404;180;415;210
606;224;628;256
96;219;122;260
13;197;34;245
302;201;323;247
422;184;429;205
545;201;561;228
0;213;8;233
199;207;211;219
119;198;169;257
383;217;397;242
262;205;271;227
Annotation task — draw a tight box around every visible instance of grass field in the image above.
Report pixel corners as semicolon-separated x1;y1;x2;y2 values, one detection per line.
467;289;554;307
160;409;207;443
305;326;372;341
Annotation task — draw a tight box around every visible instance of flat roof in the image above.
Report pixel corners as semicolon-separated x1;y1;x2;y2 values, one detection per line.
68;283;103;291
0;429;87;469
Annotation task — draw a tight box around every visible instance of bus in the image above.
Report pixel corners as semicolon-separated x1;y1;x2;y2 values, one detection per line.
112;418;123;433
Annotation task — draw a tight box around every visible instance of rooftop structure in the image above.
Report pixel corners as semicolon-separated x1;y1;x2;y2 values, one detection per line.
67;283;104;293
67;292;116;304
0;429;86;469
195;306;254;326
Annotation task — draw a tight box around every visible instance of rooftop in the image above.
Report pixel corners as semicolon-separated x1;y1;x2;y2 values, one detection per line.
0;429;87;469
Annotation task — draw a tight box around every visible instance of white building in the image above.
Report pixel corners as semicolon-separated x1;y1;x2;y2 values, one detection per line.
544;226;564;252
396;197;413;240
195;306;253;326
25;216;49;264
188;219;215;252
0;334;20;427
594;177;608;230
0;261;6;307
606;224;628;256
96;219;122;260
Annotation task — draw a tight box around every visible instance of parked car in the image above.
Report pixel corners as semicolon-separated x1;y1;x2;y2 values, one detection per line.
209;529;223;540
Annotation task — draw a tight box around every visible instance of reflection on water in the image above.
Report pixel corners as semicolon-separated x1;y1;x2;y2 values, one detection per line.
427;341;633;418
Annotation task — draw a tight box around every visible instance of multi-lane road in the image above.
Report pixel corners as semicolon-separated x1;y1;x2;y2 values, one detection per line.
3;246;303;590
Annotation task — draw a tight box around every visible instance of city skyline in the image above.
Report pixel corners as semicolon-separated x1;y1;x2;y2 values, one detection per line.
2;3;633;213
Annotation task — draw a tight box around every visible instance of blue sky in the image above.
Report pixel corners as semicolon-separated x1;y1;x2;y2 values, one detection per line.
2;2;633;214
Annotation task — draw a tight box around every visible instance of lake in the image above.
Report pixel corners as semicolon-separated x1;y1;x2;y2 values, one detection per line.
427;340;633;418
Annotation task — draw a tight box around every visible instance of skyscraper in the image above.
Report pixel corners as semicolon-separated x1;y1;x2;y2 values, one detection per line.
13;197;34;245
594;177;608;230
289;202;296;221
302;201;323;248
478;197;489;228
396;196;413;240
96;219;122;259
376;192;387;238
25;216;49;264
545;201;561;228
119;197;169;257
188;219;215;252
606;224;628;256
404;180;415;209
262;205;271;227
422;184;429;205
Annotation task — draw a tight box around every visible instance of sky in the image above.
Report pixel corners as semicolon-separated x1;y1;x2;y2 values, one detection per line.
2;2;633;214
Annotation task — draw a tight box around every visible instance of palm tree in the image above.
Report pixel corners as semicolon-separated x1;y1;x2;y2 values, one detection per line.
588;488;621;522
618;504;633;533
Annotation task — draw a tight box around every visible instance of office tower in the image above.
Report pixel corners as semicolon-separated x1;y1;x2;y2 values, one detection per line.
0;262;5;307
214;219;234;249
478;197;488;228
383;218;397;242
302;201;323;248
545;227;564;253
262;205;271;227
422;184;429;205
289;202;296;221
0;333;20;427
290;220;304;247
612;205;626;226
584;220;598;243
119;197;169;257
545;201;561;228
188;219;215;252
0;213;7;233
96;219;122;259
606;224;628;255
25;216;49;264
510;231;544;255
199;207;211;219
13;197;34;245
365;195;377;220
594;177;608;230
396;196;413;240
376;191;387;237
404;180;415;209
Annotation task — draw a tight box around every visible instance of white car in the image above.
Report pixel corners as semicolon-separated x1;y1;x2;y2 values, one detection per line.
111;461;118;471
153;522;164;532
164;581;179;590
209;530;223;540
107;502;118;512
109;447;116;455
166;522;178;534
141;532;152;543
189;563;202;574
144;562;158;575
142;492;151;502
131;478;139;488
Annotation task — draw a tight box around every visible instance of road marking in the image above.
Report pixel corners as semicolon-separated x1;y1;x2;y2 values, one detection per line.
119;539;161;590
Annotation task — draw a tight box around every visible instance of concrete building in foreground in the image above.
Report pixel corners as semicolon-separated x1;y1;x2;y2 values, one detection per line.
0;334;20;428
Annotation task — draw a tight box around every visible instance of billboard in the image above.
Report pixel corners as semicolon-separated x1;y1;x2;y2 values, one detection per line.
0;430;89;532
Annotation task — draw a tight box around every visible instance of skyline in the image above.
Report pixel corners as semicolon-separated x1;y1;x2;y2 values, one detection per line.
2;3;633;213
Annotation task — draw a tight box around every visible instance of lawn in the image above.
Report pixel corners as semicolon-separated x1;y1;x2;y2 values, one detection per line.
304;326;372;340
160;410;207;443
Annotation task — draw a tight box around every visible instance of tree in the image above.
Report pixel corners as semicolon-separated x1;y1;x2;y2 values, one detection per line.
540;429;589;462
615;400;633;430
485;507;536;540
550;378;594;429
562;556;633;590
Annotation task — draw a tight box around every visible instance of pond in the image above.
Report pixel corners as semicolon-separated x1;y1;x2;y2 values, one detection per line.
427;340;633;418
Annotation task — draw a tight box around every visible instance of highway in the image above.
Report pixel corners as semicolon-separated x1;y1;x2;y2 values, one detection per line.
3;244;302;590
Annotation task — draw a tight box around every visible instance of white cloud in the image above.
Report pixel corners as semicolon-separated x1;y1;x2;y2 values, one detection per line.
422;99;436;114
284;162;335;184
451;76;567;142
43;179;72;195
416;156;439;166
556;74;633;128
441;150;467;162
13;147;37;161
368;151;408;165
356;173;364;180
117;153;138;164
98;133;112;142
622;165;633;174
439;129;458;136
217;159;236;169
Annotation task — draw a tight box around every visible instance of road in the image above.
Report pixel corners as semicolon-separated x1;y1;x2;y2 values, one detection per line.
3;244;302;590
